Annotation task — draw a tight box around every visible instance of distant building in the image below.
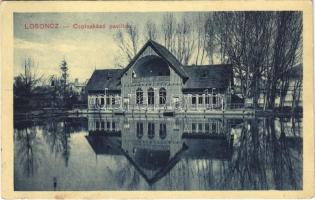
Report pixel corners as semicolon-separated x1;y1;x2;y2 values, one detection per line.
257;64;303;108
86;40;234;112
276;64;302;108
69;78;86;95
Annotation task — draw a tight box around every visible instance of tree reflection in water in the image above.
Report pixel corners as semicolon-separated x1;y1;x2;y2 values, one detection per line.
106;158;141;190
14;123;44;177
148;117;302;190
42;118;71;167
210;117;302;190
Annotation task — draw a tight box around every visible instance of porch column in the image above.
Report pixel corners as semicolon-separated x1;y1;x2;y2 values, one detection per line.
114;95;118;109
90;96;94;109
95;96;99;110
207;94;210;109
143;90;147;109
221;95;224;111
195;94;199;110
202;94;206;110
188;94;192;111
91;96;94;109
102;95;105;110
209;94;213;110
109;95;112;110
96;96;98;109
88;96;91;109
120;96;123;109
154;88;158;110
128;94;131;111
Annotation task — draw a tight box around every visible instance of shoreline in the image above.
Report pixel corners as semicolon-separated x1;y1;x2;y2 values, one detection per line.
13;108;302;120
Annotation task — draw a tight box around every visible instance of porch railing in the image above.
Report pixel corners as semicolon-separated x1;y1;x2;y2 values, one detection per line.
227;103;245;109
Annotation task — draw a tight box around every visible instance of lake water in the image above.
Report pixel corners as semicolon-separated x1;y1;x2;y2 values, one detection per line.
14;114;302;191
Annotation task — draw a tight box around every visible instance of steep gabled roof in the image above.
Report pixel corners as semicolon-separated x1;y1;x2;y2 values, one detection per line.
86;69;122;92
183;64;233;90
120;40;188;80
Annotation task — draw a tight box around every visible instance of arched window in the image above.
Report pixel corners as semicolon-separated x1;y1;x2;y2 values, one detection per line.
148;122;155;139
136;122;143;139
159;123;167;139
159;88;167;105
101;121;105;130
100;97;105;105
213;94;217;105
148;88;154;105
96;121;100;130
97;96;103;106
205;94;210;105
212;122;217;133
136;88;143;104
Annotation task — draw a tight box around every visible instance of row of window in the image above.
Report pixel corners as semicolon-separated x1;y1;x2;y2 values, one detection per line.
90;97;116;105
136;87;166;105
191;122;219;133
93;120;220;134
95;121;116;130
136;122;167;139
192;95;218;105
90;93;219;106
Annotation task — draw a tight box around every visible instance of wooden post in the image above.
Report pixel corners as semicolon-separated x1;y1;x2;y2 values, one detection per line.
195;94;199;110
211;94;213;110
221;95;224;111
202;94;206;110
154;88;158;111
109;95;112;110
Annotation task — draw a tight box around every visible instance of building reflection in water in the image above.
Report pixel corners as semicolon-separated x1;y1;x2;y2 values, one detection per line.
13;115;302;190
86;114;234;185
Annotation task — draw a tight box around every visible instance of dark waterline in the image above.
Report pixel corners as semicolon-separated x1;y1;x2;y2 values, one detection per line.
14;115;303;191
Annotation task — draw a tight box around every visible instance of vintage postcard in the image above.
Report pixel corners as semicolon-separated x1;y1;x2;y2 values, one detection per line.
1;1;314;199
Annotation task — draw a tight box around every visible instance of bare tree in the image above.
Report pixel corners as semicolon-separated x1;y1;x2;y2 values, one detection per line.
267;11;302;110
174;16;195;65
212;12;230;64
291;65;302;114
114;23;140;63
213;12;274;107
111;12;302;111
145;20;158;41
19;57;42;95
14;57;42;111
203;13;216;64
161;13;177;52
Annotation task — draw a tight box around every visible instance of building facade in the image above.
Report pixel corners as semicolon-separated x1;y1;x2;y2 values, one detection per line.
86;40;234;112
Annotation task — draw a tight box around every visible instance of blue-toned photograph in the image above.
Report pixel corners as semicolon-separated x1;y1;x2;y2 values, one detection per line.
13;11;303;191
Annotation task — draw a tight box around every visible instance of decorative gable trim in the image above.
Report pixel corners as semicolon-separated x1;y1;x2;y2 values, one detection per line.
119;40;188;80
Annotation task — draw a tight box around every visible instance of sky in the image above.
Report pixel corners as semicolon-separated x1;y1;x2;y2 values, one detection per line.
14;12;194;83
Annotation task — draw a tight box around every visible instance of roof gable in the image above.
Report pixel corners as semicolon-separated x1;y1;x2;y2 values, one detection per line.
183;64;233;90
86;69;122;92
120;40;188;80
